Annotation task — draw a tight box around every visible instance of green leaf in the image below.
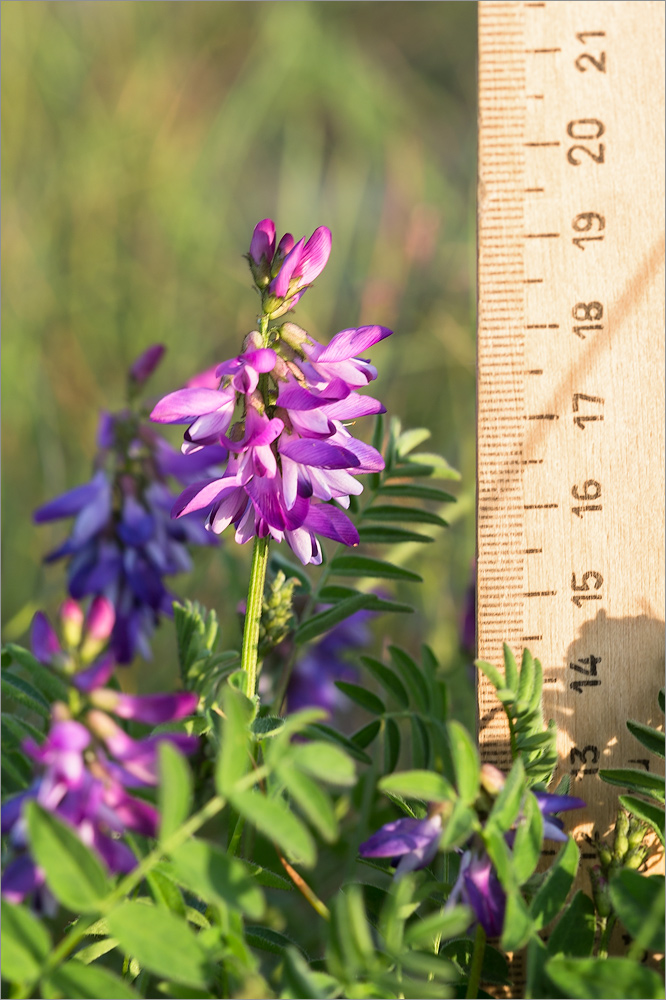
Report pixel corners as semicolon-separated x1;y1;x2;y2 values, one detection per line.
627;719;665;759
25;801;110;913
361;656;409;706
441;939;509;985
43;961;141;999
357;524;434;545
447;720;480;804
530;835;579;930
352;719;382;749
301;722;372;764
335;681;385;715
410;714;430;768
547;890;596;958
384;717;401;773
488;759;525;831
501;889;533;952
1;712;46;748
511;790;543;884
363;505;448;527
609;870;665;953
618;794;665;843
146;866;186;916
378;769;455;802
438;800;477;851
599;768;665;802
474;659;505;693
245;925;306;958
404;905;473;947
1;672;50;717
106;900;212;989
389;646;430;711
545;957;666;1000
659;689;665;714
295;593;373;644
516;648;536;707
329;553;422;582
231;789;316;867
389;452;460;480
158;742;193;842
169;838;264;919
502;644;519;693
396;427;431;456
289;740;356;786
379;483;456;503
242;860;293;890
251;715;285;739
279;766;338;842
2;644;70;701
1;899;51;984
215;683;254;796
283;947;337;1000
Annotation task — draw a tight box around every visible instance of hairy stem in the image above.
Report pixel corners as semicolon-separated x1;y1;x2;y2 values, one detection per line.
241;534;270;699
277;850;330;921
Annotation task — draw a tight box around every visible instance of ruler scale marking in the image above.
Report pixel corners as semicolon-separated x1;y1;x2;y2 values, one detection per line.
477;6;665;990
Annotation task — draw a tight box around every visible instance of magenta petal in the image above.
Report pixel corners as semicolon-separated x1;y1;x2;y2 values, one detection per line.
150;388;232;424
271;238;305;297
279;438;360;470
113;691;198;725
243;348;277;373
31;612;62;664
171;478;232;518
317;325;393;363
299;226;332;282
245;477;286;530
303;503;359;547
322;395;385;420
249;218;276;263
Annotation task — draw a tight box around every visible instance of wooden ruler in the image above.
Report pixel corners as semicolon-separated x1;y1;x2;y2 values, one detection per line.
477;0;665;895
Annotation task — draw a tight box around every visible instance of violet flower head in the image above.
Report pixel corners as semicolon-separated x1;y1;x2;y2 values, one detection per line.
359;814;443;878
151;225;393;566
2;604;199;908
34;347;225;664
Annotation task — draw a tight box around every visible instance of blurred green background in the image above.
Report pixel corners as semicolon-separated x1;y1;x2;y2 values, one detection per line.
1;1;477;717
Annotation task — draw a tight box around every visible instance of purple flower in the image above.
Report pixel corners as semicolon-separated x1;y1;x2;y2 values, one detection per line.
267;226;332;314
359;815;443;877
451;849;506;938
34;352;225;663
150;274;392;565
2;608;199;907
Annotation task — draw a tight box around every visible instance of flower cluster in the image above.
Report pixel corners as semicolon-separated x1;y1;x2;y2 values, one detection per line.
150;221;392;565
1;599;199;909
34;346;224;663
359;764;585;937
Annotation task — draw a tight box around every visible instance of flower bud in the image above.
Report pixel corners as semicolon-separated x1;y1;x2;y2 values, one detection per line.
624;847;648;870
480;763;506;796
279;322;310;352
80;597;115;663
129;344;165;385
59;599;84;651
627;818;648;850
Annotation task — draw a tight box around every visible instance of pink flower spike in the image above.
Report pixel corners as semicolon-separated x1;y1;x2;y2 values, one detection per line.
150;388;233;424
270;238;305;298
112;691;199;725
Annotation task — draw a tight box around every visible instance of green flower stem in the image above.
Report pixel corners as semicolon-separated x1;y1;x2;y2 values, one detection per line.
598;913;617;959
465;923;486;1000
19;794;226;1000
241;534;270;699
